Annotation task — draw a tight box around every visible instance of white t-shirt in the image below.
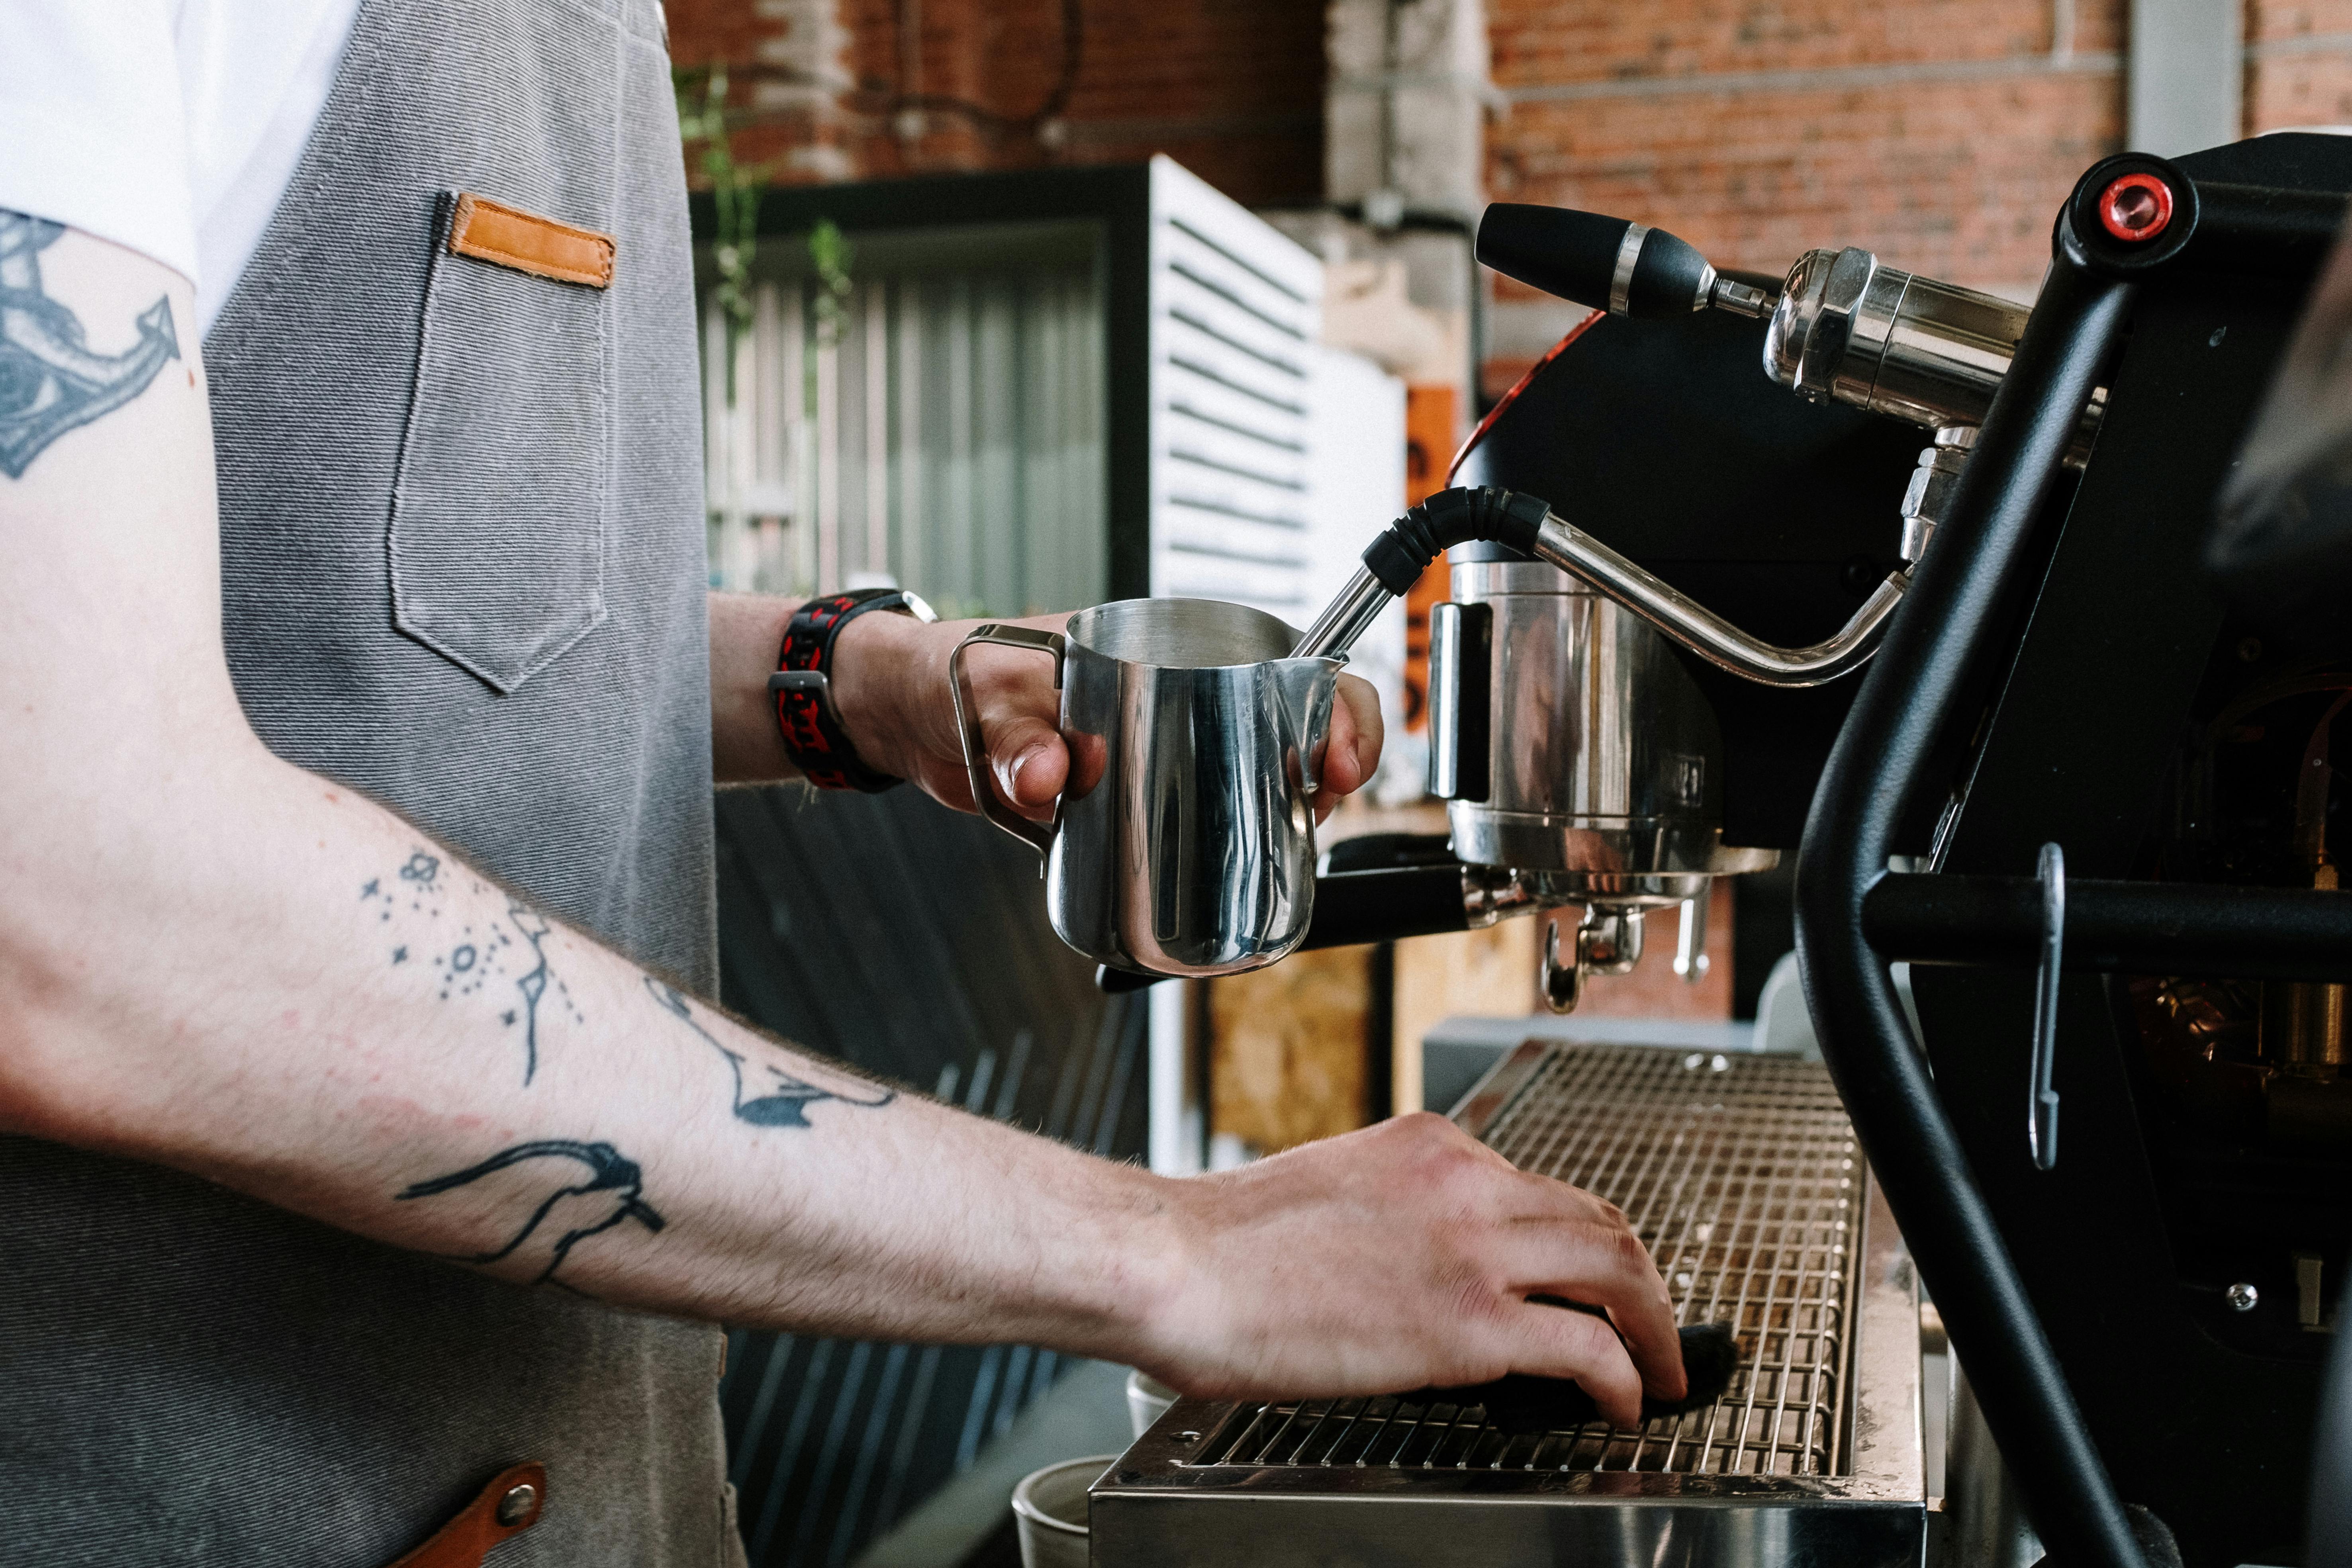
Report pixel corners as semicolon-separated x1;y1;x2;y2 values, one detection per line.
0;0;359;334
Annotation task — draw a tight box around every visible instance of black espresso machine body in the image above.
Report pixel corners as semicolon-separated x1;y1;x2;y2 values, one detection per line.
1880;134;2352;1567
1275;134;2352;1566
1451;300;1931;853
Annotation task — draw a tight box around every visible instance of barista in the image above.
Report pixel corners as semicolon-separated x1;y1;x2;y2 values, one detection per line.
0;4;1685;1562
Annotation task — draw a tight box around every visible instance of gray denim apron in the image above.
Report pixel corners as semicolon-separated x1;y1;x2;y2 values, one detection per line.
0;0;740;1562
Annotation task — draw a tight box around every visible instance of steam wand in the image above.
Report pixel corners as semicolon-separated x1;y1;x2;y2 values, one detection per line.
1293;486;1909;689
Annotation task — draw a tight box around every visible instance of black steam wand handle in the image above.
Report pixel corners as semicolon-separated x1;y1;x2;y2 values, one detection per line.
1291;486;1553;662
1477;202;1724;320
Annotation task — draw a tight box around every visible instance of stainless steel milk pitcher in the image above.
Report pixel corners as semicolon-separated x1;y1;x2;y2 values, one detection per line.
950;598;1341;979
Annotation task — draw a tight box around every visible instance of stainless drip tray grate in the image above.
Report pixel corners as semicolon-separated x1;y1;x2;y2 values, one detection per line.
1201;1045;1859;1479
1091;1041;1926;1567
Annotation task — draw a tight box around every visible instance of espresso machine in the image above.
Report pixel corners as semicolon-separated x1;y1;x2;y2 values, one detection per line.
1084;135;2352;1568
1287;190;2086;1006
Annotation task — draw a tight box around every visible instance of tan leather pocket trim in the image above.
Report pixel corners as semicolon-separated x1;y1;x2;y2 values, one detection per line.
386;1461;548;1568
448;193;614;288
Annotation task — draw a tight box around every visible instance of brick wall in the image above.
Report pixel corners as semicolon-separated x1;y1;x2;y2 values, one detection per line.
1485;0;2129;313
2246;0;2352;132
662;0;1328;207
1479;0;2352;383
664;0;2352;392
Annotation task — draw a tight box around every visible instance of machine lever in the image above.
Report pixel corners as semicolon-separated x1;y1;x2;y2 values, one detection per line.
2029;842;2066;1171
1479;204;1726;320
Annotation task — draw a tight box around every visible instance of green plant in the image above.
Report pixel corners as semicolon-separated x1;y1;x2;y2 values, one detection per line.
807;218;854;350
675;65;772;403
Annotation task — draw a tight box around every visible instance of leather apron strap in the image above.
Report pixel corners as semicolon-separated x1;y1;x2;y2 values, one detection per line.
387;1464;547;1568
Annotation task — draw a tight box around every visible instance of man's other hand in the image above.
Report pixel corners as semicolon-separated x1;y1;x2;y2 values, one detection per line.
834;610;1386;823
1127;1113;1688;1428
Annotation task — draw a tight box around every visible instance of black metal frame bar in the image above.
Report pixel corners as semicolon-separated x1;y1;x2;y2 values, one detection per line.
1865;874;2352;982
1793;193;2144;1567
1796;151;2350;1568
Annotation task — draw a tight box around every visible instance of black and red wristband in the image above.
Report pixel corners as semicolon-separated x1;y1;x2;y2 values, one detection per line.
766;588;937;791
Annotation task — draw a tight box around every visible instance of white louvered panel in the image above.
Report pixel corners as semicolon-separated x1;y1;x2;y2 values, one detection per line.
1165;470;1304;527
1164;442;1308;499
1163;219;1314;339
1145;159;1322;617
1159;506;1310;570
1162;357;1306;441
1161;250;1312;348
1163;411;1309;490
1164;303;1310;391
1154;558;1312;617
1163;285;1310;374
1165;446;1308;519
1163;323;1309;416
1161;370;1309;451
1165;396;1306;456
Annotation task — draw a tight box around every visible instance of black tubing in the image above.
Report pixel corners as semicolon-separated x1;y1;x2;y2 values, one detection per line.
1361;486;1550;595
1792;239;2148;1568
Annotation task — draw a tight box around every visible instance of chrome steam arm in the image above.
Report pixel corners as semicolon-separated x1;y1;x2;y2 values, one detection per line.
1293;485;1907;689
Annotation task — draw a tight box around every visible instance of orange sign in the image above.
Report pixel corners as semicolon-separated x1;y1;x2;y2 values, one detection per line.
1400;384;1458;733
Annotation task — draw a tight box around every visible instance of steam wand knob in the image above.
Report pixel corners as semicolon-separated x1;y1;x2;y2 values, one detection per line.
1477;203;1771;321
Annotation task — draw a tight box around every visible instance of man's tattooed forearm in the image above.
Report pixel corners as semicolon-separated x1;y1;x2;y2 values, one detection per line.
645;978;896;1127
397;1139;664;1287
361;849;580;1084
1;211;180;478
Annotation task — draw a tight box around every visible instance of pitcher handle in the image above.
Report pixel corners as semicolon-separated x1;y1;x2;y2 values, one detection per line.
948;624;1066;859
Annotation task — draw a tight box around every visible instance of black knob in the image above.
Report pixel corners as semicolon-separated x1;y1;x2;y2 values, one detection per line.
1477;203;1715;320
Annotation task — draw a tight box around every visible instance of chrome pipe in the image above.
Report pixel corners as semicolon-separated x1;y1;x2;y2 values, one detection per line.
1674;893;1711;982
1465;867;1546;928
1290;565;1391;661
1530;513;1907;687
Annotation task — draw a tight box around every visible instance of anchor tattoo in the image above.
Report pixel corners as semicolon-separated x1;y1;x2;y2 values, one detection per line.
0;211;180;478
644;978;897;1128
397;1139;666;1287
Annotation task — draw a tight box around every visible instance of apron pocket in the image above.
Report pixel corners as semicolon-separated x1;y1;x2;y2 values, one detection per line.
391;190;611;693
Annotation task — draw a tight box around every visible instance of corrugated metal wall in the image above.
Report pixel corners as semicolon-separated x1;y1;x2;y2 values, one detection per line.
703;222;1106;618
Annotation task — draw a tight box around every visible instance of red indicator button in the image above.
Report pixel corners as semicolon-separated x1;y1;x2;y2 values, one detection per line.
2100;173;2175;241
